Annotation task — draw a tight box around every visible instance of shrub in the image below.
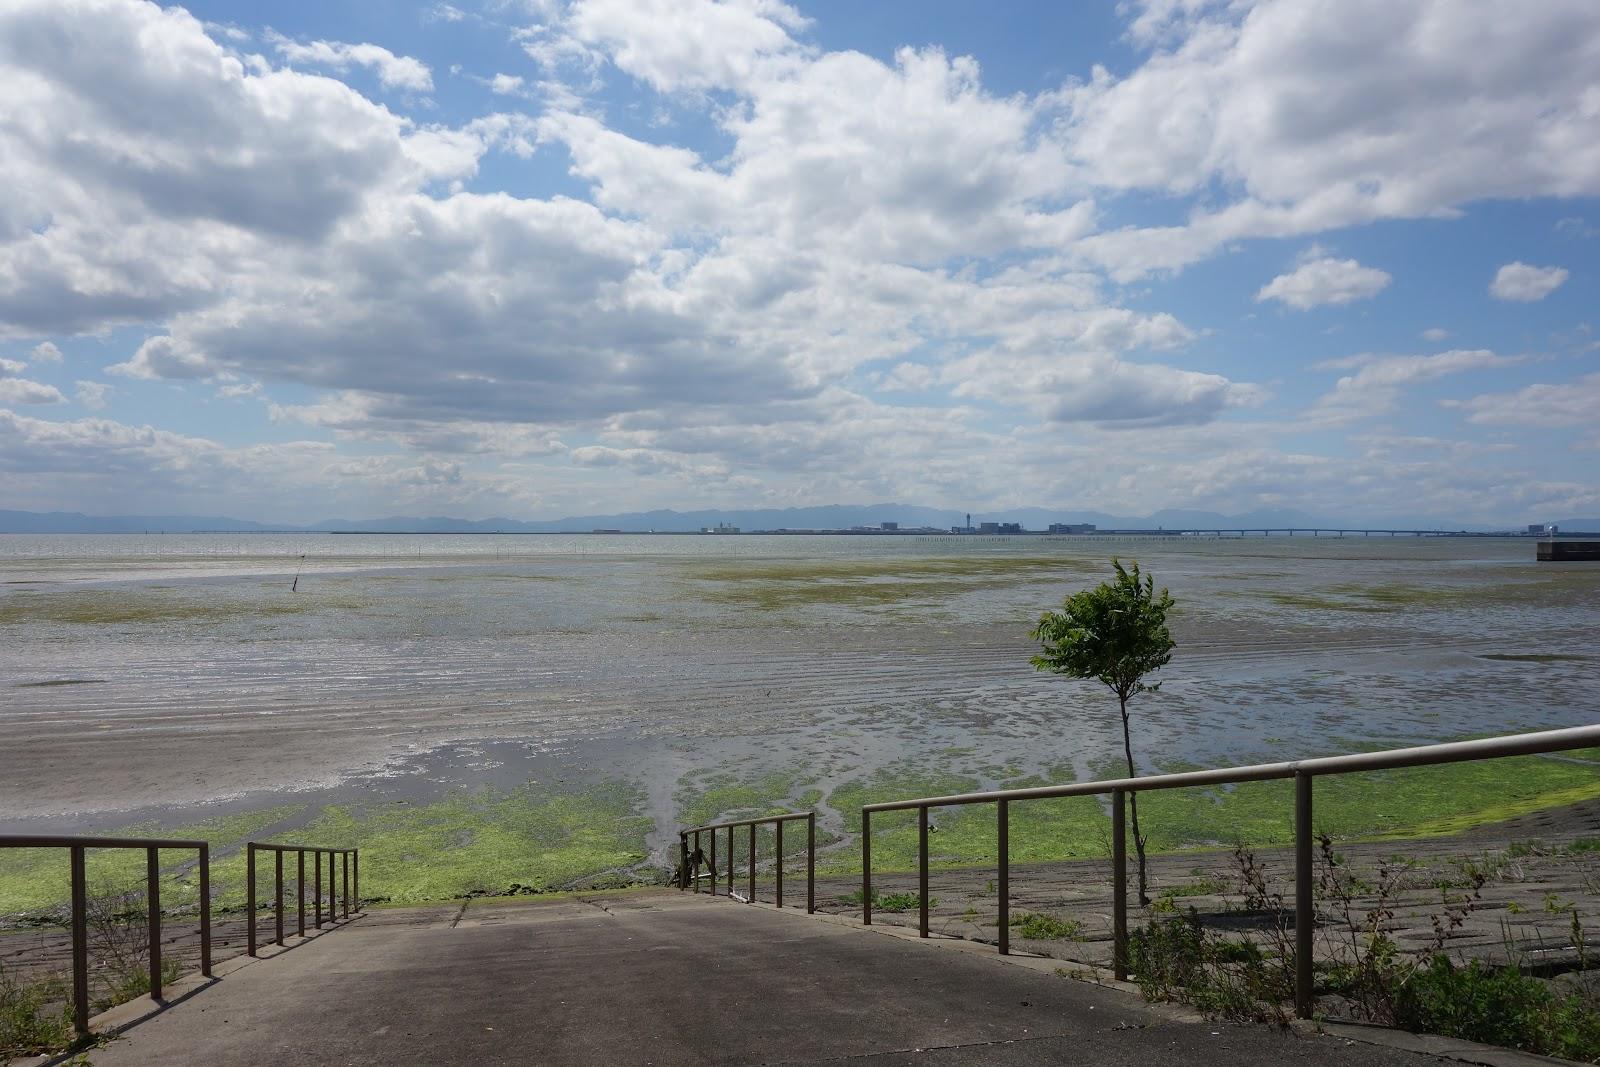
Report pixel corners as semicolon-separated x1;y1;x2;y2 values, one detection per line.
1394;956;1600;1062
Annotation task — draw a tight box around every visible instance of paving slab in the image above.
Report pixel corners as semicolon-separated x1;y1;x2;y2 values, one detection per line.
80;890;1460;1066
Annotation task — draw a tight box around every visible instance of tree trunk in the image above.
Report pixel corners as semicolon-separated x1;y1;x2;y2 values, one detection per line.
1119;695;1150;905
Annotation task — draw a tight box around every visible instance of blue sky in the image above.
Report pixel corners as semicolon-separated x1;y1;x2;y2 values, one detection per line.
1;0;1597;525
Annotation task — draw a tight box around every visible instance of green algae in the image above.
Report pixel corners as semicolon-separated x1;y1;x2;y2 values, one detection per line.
0;586;364;626
0;805;305;916
258;782;653;906
679;555;1096;611
827;748;1600;876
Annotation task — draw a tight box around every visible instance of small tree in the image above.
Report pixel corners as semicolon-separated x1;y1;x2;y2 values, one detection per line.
1031;559;1174;904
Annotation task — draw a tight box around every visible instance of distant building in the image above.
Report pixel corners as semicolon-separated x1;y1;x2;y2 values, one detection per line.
880;522;898;531
979;521;1023;534
1528;523;1559;536
1048;523;1097;534
700;523;740;534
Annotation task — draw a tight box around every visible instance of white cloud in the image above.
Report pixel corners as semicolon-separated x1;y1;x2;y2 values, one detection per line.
489;73;525;95
74;379;110;410
1451;372;1600;426
1057;0;1600;278
1421;327;1449;342
0;357;24;375
1310;349;1515;423
0;376;66;404
3;0;1597;522
1489;262;1570;302
1255;257;1391;309
270;35;434;92
29;341;63;363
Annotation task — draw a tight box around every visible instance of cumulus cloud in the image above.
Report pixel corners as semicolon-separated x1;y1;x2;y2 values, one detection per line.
1255;257;1391;309
3;0;1598;521
74;380;110;410
270;35;434;92
1058;0;1600;277
0;377;66;404
29;341;63;363
1421;327;1449;342
1489;262;1570;302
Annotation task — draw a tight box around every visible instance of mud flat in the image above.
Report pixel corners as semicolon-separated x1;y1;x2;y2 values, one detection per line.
2;534;1597;912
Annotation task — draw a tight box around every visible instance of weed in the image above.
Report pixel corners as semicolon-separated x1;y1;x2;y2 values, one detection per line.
835;890;933;913
0;961;74;1059
1008;912;1084;941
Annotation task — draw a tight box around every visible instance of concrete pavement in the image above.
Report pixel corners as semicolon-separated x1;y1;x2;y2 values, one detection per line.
84;891;1460;1066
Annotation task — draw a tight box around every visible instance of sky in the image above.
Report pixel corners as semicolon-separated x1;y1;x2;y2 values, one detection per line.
1;0;1598;526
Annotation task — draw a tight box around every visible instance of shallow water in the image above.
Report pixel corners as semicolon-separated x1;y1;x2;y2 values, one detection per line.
1;533;1596;870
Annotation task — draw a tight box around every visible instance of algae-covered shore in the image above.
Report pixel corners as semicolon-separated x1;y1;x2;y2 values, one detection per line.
1;533;1596;916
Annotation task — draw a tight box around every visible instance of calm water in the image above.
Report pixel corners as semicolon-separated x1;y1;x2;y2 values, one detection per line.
1;533;1596;856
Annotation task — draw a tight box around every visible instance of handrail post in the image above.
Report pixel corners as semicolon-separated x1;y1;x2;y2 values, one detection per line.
726;826;734;896
1295;771;1314;1018
199;843;212;977
297;850;306;937
861;810;872;925
147;846;162;1000
275;849;284;946
709;830;717;896
342;851;350;919
997;799;1009;956
679;833;689;891
246;844;257;957
1113;789;1128;981
918;805;929;938
315;850;323;928
70;844;89;1038
328;852;336;918
748;823;756;901
806;813;815;915
775;820;784;908
354;850;359;911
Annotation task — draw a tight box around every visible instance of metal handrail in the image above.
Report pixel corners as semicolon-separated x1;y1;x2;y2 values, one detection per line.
245;843;360;956
680;812;816;914
857;724;1600;1018
0;834;211;1039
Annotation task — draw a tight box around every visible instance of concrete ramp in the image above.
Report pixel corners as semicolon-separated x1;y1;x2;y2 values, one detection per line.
88;891;1449;1065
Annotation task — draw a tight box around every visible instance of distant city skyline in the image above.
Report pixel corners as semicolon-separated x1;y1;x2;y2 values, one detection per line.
2;0;1598;525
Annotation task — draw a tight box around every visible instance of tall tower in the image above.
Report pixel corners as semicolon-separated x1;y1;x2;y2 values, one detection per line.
966;512;971;531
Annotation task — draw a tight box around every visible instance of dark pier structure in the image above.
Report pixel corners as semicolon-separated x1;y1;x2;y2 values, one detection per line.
1539;540;1600;561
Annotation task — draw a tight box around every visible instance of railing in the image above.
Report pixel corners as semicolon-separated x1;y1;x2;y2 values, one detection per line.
246;843;359;956
680;812;816;914
859;724;1600;1018
0;834;211;1040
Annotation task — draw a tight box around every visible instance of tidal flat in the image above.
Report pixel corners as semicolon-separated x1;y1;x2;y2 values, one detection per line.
1;533;1596;915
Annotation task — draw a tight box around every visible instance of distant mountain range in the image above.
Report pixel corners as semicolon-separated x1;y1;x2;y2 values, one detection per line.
3;506;1595;535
